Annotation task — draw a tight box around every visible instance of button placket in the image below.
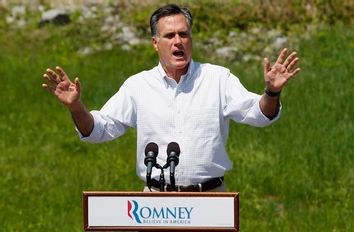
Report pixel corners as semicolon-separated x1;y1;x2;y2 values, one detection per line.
174;86;184;134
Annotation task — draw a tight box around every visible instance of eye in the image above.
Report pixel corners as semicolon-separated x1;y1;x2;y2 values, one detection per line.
178;32;189;38
164;33;175;39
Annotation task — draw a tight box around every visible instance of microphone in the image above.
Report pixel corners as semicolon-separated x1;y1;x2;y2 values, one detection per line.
144;142;158;190
166;142;180;191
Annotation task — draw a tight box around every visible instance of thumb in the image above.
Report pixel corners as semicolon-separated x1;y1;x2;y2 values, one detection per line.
74;77;81;93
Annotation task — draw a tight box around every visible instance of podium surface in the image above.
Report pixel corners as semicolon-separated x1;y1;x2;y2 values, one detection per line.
83;191;239;231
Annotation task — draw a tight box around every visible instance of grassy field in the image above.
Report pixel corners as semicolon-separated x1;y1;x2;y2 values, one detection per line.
0;5;353;232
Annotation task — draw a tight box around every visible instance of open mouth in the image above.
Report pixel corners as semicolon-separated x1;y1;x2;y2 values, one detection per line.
172;50;185;57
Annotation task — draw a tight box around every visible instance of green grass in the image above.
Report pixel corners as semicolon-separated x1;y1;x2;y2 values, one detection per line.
223;22;354;231
0;16;353;232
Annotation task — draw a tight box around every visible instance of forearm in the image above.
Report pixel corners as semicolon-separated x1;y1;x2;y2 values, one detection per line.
68;101;94;137
259;93;280;119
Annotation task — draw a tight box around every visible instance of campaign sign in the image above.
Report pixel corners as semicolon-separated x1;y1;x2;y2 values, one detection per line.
83;191;239;231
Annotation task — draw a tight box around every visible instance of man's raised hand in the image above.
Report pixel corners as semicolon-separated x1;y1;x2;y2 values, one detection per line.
263;48;301;93
42;66;81;109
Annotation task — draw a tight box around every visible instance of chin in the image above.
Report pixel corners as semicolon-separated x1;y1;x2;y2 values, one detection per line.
173;59;189;68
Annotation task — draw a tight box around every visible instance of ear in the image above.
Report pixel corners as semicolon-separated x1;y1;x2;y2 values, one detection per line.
152;37;158;51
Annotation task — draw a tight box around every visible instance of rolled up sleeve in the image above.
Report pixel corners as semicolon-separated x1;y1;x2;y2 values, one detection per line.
224;73;281;127
76;80;136;143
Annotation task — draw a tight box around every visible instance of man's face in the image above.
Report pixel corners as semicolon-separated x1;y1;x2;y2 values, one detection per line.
152;14;192;75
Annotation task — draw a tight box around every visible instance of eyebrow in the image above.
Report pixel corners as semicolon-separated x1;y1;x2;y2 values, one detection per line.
162;30;190;37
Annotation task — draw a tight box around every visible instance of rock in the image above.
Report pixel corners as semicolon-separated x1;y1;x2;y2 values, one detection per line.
272;36;288;50
6;16;15;24
39;9;70;26
115;26;142;45
11;5;26;16
216;46;238;60
103;42;113;50
78;47;94;55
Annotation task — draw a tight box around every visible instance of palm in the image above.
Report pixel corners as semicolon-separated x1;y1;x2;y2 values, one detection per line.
264;48;301;92
42;66;81;107
54;79;80;105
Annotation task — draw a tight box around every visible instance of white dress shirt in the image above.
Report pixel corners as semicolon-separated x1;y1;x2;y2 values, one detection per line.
79;60;280;185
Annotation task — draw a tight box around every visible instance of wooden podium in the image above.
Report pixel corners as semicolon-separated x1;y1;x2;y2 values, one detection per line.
83;191;239;231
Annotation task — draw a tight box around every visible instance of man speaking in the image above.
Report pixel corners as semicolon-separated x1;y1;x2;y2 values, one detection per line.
42;4;300;192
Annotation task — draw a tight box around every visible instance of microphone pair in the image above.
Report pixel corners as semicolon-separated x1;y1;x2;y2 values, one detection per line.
144;142;180;191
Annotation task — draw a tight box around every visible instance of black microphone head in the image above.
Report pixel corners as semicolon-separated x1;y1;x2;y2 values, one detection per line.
167;142;180;156
145;142;158;155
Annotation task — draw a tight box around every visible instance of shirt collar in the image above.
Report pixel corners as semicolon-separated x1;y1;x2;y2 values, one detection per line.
157;60;195;88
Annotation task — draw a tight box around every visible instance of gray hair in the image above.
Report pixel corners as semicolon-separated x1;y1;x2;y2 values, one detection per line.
150;4;193;38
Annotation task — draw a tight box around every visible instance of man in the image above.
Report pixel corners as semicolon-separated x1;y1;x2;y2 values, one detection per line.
42;4;300;192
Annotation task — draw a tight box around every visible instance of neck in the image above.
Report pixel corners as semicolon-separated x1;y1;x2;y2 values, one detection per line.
162;63;190;84
165;70;183;83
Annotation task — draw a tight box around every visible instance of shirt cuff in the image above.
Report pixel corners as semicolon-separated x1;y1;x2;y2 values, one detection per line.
257;99;282;123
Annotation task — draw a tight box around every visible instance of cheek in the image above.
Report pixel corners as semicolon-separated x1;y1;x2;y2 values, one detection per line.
157;48;171;61
158;42;169;51
184;40;192;49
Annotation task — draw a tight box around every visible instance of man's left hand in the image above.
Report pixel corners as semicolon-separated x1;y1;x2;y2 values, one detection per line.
263;48;301;93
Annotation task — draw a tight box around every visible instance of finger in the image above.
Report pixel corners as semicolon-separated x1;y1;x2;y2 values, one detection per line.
288;67;301;78
74;77;81;93
46;68;61;83
275;48;288;64
263;57;271;76
283;52;297;68
56;66;69;81
287;57;299;71
43;74;58;86
42;83;55;94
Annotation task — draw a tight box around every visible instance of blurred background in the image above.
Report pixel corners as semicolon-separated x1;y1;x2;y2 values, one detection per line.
0;0;353;231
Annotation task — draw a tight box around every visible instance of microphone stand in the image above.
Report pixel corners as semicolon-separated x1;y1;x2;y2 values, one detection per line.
153;163;165;192
162;163;176;191
149;160;177;192
170;171;176;191
158;167;165;192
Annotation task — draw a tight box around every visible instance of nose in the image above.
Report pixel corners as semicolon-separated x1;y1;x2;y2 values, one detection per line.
174;34;182;45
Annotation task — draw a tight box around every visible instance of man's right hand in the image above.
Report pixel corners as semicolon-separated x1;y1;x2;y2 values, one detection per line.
42;66;81;110
42;66;94;136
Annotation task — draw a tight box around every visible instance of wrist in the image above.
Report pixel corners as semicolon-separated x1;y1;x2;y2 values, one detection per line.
68;100;84;112
264;88;281;97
